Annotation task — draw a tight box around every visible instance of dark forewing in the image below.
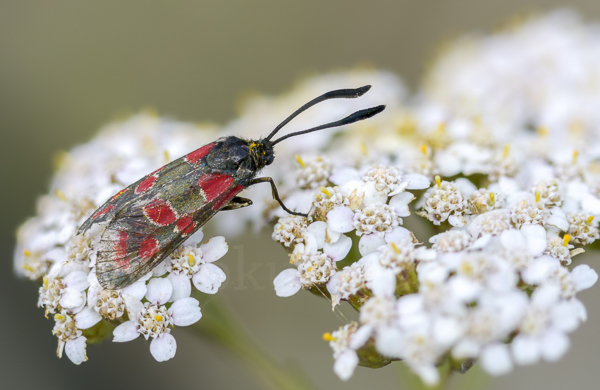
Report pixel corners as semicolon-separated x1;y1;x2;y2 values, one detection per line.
95;167;243;289
78;143;216;234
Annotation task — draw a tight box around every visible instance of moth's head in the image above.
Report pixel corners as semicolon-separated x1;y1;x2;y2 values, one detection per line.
248;139;275;169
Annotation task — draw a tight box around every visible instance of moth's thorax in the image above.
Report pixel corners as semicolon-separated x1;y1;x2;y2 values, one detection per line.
204;136;273;185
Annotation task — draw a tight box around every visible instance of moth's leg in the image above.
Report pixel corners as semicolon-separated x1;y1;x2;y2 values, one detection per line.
220;196;253;211
249;177;308;217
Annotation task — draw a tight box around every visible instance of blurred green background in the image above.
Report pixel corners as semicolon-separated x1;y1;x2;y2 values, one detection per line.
2;1;600;389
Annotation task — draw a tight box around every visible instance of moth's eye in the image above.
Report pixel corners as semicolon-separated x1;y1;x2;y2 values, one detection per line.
266;153;274;165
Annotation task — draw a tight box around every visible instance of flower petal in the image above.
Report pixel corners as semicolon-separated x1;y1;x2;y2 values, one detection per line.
168;272;192;301
481;343;513;375
571;264;598;291
123;293;144;320
59;288;86;311
192;263;226;294
401;173;430;190
200;236;229;263
145;278;173;305
358;234;386;256
150;333;177;362
521;223;547;256
121;280;148;301
113;321;140;342
389;192;414;217
327;206;355;233
307;221;327;249
541;330;570;361
63;271;90;291
324;234;352;262
65;336;88;365
184;228;204;247
273;269;301;297
74;307;102;329
333;350;359;381
170;297;202;326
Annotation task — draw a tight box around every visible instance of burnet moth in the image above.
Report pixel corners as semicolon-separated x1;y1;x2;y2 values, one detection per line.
78;85;385;289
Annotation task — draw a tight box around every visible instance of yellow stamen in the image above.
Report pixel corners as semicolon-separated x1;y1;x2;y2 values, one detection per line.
435;175;441;188
563;234;571;247
188;254;195;266
321;186;332;197
295;154;306;168
163;150;170;162
420;144;428;156
503;145;510;159
360;142;369;156
572;150;579;164
436;122;446;133
390;242;400;254
322;332;337;342
22;265;34;273
54;314;65;321
54;189;67;201
537;126;548;137
155;315;163;322
588;216;594;224
307;267;312;272
43;276;49;289
489;192;495;206
23;250;31;256
535;191;541;203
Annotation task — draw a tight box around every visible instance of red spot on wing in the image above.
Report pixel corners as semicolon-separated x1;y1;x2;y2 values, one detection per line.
93;204;115;219
135;175;157;194
143;199;178;226
198;173;234;202
176;215;197;236
212;184;244;210
139;237;159;259
115;231;130;269
186;143;215;164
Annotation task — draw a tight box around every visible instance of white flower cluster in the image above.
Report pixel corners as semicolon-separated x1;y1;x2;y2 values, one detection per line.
260;10;600;386
15;115;229;364
273;162;430;299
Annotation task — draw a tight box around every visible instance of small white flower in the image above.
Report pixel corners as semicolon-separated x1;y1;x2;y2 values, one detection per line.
325;322;360;381
510;199;550;228
544;234;575;265
297;253;337;287
272;215;309;247
295;155;332;189
168;236;228;295
53;310;91;365
469;209;512;238
469;188;503;214
418;178;469;226
531;179;562;207
567;213;599;244
430;230;472;253
354;203;400;237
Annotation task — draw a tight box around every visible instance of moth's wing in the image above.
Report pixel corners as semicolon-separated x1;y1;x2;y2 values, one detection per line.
95;170;244;289
78;143;216;234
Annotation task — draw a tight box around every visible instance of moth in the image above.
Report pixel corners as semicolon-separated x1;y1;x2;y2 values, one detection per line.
78;85;385;289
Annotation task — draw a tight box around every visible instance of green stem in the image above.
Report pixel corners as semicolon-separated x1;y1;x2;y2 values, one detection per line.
190;295;313;390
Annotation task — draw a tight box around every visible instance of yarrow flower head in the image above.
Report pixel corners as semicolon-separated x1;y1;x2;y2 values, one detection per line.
15;114;229;364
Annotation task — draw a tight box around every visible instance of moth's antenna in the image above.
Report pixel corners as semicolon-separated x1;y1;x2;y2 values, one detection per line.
271;105;386;145
264;85;372;142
